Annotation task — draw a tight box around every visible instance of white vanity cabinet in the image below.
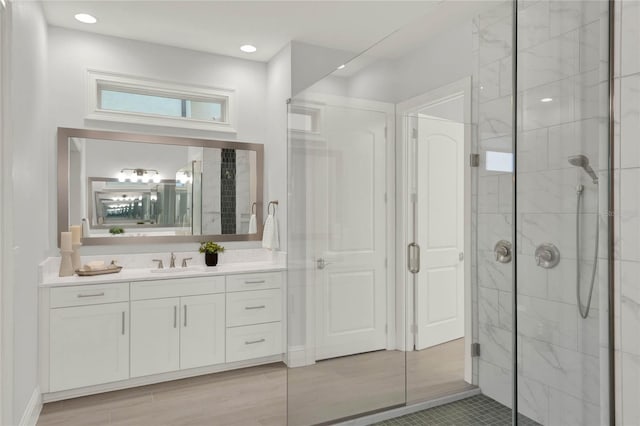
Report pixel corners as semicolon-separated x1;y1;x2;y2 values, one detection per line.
130;276;226;377
49;284;130;392
40;267;284;401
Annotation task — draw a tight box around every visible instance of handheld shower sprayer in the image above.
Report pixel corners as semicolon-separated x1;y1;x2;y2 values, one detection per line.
568;154;599;184
567;154;599;319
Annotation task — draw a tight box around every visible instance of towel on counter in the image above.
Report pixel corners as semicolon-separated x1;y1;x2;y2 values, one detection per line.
248;214;257;234
262;214;279;250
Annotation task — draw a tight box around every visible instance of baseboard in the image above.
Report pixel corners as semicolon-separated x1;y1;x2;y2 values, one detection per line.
18;387;41;426
285;345;315;368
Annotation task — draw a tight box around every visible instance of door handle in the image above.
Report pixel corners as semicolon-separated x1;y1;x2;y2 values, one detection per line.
408;243;420;274
316;258;331;270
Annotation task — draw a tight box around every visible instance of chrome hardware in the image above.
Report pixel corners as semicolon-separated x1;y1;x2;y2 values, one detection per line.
471;343;481;357
121;311;125;335
245;305;266;310
494;240;512;263
77;292;105;298
470;153;480;167
245;338;266;345
184;305;187;327
245;280;266;284
408;243;420;273
535;243;560;269
173;306;177;328
181;257;192;267
170;252;176;268
317;258;331;270
152;259;164;269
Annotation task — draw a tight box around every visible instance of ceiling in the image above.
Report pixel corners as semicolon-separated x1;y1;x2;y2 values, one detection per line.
41;0;445;63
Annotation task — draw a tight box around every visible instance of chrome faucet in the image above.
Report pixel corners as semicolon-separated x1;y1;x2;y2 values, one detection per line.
170;252;176;268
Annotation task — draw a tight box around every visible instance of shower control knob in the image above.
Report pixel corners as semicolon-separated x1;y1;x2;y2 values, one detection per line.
535;243;560;269
494;240;512;264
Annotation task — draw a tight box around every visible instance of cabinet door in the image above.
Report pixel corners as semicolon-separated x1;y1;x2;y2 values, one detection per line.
131;298;180;377
180;293;225;369
50;302;129;392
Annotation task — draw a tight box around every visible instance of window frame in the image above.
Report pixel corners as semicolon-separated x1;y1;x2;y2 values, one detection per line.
86;70;236;133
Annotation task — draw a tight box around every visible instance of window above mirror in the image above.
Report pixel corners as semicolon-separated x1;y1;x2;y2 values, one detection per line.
86;70;236;133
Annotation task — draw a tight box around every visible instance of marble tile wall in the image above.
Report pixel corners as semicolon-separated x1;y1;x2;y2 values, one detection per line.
473;1;610;424
616;1;640;424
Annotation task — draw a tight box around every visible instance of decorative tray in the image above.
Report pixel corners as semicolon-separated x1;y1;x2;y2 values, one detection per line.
76;262;123;277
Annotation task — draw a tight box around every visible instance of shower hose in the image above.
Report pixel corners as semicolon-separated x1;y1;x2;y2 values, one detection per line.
576;185;599;319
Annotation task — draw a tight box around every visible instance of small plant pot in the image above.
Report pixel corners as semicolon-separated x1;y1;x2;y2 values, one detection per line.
205;252;218;267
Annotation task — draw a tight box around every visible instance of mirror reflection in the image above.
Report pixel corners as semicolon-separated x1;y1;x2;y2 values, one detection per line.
61;129;263;243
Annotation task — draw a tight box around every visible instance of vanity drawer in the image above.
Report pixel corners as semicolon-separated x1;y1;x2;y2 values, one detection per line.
226;322;282;363
226;272;282;293
226;289;281;327
50;283;129;308
131;276;225;300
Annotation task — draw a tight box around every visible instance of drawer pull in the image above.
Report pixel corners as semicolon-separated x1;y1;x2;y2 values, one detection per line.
121;311;125;335
77;292;105;298
244;280;266;285
245;338;266;345
245;305;266;310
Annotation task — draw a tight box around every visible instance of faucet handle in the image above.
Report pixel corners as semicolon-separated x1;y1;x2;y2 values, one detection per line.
152;259;164;269
181;257;192;268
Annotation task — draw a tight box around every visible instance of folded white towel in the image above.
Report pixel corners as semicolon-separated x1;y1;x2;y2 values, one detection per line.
262;214;279;250
84;260;105;271
248;214;257;234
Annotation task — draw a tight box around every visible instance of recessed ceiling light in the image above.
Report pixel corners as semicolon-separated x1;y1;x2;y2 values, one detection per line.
240;44;257;53
74;13;97;24
337;64;346;70
540;97;553;103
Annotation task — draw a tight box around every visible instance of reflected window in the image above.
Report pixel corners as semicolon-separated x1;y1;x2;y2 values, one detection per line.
485;151;513;172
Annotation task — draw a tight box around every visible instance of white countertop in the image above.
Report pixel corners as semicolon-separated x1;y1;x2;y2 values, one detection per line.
40;262;285;287
39;249;286;288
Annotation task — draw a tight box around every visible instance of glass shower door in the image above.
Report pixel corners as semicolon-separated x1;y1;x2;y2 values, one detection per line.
287;95;405;425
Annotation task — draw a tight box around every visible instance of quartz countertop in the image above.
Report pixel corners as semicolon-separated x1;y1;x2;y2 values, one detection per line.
39;249;286;288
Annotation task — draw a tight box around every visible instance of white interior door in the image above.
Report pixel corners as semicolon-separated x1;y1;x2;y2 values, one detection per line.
414;115;465;350
315;104;388;360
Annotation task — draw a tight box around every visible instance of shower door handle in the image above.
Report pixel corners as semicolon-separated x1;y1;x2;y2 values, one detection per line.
408;243;420;274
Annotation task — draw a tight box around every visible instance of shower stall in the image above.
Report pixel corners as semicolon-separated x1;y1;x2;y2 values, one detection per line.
286;0;614;424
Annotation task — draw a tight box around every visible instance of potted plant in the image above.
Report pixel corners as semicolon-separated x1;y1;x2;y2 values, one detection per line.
109;226;125;235
199;241;224;266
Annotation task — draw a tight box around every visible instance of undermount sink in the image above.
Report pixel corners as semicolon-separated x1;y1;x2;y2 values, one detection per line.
150;266;203;274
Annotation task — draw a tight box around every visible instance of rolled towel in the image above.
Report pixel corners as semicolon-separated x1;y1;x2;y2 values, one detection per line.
262;214;274;249
248;214;257;234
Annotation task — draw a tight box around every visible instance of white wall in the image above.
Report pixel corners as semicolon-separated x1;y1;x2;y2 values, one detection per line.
9;1;49;423
47;26;270;254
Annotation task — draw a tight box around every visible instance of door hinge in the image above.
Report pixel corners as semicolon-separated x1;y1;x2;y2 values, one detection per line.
471;343;481;357
412;128;418;139
459;252;464;261
411;324;418;334
470;153;480;167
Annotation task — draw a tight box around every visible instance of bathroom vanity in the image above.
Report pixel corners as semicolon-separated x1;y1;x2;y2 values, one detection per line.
38;252;285;402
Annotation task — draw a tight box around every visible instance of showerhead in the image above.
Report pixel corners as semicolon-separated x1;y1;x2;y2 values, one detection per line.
568;155;599;184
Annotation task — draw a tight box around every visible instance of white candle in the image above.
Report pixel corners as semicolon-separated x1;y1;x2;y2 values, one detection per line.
61;232;72;251
69;225;82;244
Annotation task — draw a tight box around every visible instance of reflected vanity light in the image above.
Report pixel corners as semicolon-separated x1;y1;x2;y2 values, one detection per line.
540;97;553;103
176;170;192;184
337;64;346;70
118;168;161;183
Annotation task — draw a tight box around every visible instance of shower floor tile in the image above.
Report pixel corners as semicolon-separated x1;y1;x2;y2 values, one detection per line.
375;394;541;426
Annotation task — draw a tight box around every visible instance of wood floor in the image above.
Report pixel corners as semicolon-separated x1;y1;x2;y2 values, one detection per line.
37;339;473;426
